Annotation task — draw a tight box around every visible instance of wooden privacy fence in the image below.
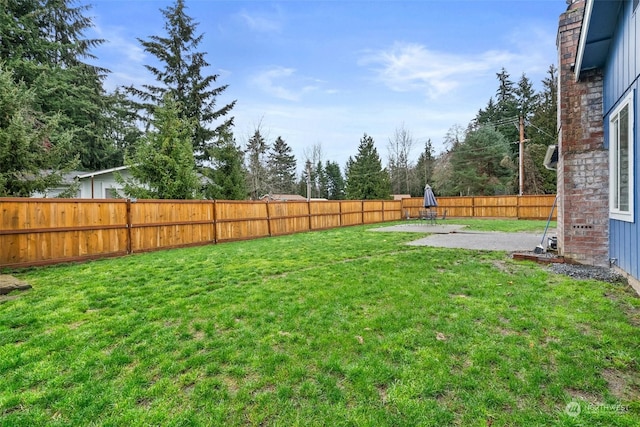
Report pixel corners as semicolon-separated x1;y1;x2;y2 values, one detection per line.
401;195;557;220
0;198;402;268
0;195;555;269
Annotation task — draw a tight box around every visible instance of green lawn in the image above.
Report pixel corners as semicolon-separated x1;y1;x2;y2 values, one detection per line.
1;220;638;426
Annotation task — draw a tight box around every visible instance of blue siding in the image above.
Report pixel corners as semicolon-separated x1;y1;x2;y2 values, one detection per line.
603;0;640;281
603;1;638;111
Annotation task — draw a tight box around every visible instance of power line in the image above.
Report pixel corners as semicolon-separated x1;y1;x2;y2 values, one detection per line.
527;122;556;139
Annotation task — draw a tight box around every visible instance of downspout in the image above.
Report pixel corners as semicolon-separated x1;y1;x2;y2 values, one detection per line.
91;175;95;199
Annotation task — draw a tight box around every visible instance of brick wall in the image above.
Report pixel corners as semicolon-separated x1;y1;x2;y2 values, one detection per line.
557;1;609;267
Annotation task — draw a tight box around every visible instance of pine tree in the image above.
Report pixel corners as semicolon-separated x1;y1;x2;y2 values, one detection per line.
120;95;200;199
474;69;519;143
450;126;514;196
102;89;144;166
413;139;435;196
206;129;247;200
316;160;329;199
324;161;345;200
345;133;390;200
1;0;114;170
515;73;538;121
129;0;235;169
0;66;78;196
245;129;269;199
527;65;558;194
267;136;297;194
494;68;519;145
431;151;456;196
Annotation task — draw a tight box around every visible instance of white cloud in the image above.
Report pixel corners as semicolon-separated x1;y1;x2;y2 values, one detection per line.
90;23;148;90
360;24;556;100
238;9;282;33
360;42;521;99
93;24;145;63
249;66;322;101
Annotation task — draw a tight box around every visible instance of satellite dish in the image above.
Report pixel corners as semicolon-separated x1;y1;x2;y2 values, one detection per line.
543;145;558;171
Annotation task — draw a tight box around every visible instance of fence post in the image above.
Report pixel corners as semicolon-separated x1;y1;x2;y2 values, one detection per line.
212;200;217;244
308;200;313;230
126;198;132;254
266;200;272;237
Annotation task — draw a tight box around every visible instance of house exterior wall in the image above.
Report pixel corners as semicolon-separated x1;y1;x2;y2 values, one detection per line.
603;0;640;280
78;171;128;199
557;0;610;267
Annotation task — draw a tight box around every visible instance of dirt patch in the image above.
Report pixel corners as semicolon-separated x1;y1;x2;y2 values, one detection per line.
566;388;602;405
602;368;640;402
0;275;32;300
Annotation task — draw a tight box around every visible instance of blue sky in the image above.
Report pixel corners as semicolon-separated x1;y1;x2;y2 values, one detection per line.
87;0;566;169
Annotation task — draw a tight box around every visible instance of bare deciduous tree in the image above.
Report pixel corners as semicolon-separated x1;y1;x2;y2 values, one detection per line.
387;124;415;195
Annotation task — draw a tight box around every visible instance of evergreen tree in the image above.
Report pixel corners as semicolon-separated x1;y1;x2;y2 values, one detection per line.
324;161;345;200
450;126;514;196
431;151;456;196
120;95;200;199
245;129;269;199
527;65;558;194
296;174;307;198
474;69;519;142
0;66;78;196
316;160;328;198
102;89;143;166
345;133;390;200
473;98;498;129
129;0;235;169
432;125;465;196
267;136;297;194
515;73;538;121
412;139;435;196
493;68;519;145
206;129;247;200
1;0;114;170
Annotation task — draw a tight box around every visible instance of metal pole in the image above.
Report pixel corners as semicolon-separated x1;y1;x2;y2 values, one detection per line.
519;116;525;196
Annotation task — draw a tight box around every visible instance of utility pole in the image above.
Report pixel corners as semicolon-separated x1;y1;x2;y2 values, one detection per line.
306;161;312;201
519;116;525;196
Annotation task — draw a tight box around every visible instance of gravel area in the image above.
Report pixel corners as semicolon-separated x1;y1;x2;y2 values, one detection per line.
546;263;627;284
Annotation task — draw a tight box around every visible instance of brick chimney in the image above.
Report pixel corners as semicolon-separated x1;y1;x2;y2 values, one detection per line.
556;0;609;267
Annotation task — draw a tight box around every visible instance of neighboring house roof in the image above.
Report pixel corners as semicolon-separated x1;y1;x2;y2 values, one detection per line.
30;170;85;198
575;0;621;79
57;171;86;184
76;166;211;184
76;165;129;180
261;194;307;201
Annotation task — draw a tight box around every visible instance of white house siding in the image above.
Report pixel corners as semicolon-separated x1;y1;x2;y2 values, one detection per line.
76;167;130;199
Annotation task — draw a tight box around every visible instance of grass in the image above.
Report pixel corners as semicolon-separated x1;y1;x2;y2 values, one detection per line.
1;220;638;426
